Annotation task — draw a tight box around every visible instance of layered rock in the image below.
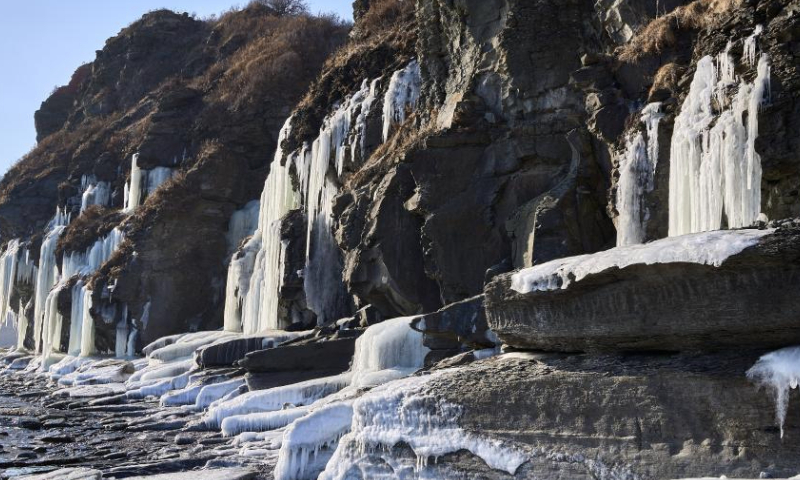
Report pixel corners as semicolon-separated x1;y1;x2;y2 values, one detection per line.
485;226;800;352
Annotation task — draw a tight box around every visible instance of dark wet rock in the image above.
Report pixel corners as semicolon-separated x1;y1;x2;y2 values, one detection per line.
245;370;346;392
15;451;38;460
174;433;195;445
17;417;43;430
412;295;495;353
486;227;800;353
195;336;271;368
40;435;75;444
239;337;356;374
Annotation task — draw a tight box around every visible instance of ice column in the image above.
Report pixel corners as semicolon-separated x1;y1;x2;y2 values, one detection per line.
32;210;69;353
616;102;663;246
668;40;770;236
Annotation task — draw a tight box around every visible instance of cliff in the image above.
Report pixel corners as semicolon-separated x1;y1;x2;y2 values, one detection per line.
1;0;800;478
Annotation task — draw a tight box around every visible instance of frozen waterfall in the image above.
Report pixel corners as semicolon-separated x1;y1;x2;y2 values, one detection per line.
80;175;111;213
382;60;421;142
224;62;420;332
615;102;663;246
32;210;70;354
668;30;771;236
224;119;299;334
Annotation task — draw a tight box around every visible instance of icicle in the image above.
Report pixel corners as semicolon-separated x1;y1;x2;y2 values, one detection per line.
616;102;664;246
668;51;771;236
747;346;800;438
382;60;421;142
743;25;764;67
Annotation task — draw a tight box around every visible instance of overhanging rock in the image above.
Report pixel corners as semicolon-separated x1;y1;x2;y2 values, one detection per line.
485;226;800;352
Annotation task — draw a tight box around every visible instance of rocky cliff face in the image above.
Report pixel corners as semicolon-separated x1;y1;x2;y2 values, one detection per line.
2;0;800;478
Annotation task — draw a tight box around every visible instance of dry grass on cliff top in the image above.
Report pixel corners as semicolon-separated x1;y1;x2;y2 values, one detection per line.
192;3;350;111
619;0;741;61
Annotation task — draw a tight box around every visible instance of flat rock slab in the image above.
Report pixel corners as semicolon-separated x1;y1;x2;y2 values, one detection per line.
485;227;800;352
195;336;270;368
240;337;356;373
18;468;102;480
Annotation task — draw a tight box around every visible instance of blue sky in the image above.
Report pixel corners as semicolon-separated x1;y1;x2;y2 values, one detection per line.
0;1;353;174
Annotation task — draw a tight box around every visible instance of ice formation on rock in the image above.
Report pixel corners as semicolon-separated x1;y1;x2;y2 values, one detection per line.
747;346;800;438
224;119;299;334
227;200;261;255
319;372;528;480
80;175;111;213
511;228;772;293
32;210;70;354
0;240;36;348
668;39;771;236
616;103;663;246
123;154;174;212
382;60;421;142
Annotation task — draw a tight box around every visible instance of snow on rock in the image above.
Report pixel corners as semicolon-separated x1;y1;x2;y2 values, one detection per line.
16;467;103;480
747;346;800;438
204;373;352;429
511;228;772;294
148;331;237;363
274;402;355;480
319;372;528;480
196;378;247;410
222;407;310;437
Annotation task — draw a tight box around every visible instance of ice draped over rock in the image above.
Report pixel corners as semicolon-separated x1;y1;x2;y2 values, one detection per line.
0;240;36;348
747;346;800;438
32;209;70;354
668;31;771;236
223;63;421;333
80;175;111;213
615;102;664;246
123;153;174;212
224;119;299;334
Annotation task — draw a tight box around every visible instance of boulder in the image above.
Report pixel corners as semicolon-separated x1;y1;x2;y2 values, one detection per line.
485;227;800;353
195;336;271;368
411;295;495;351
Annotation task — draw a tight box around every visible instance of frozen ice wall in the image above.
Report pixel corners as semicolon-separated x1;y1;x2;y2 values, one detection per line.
224;119;299;334
226;200;261;255
616;103;663;246
669;29;771;236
